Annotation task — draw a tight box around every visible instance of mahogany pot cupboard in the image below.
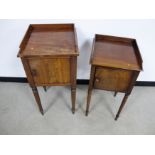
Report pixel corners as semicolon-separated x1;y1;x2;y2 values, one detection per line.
18;24;79;115
85;34;143;120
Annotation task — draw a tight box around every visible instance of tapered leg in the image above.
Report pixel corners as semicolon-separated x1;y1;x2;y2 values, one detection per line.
31;86;44;115
70;56;77;114
85;87;93;116
114;91;117;97
85;66;96;116
115;93;129;120
43;86;47;92
71;87;76;114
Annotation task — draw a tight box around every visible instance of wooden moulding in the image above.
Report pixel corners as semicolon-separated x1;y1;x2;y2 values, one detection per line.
17;23;79;58
17;25;33;57
131;39;143;70
90;34;143;71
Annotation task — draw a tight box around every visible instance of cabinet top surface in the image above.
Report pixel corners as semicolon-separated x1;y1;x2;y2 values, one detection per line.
90;34;143;71
18;24;79;57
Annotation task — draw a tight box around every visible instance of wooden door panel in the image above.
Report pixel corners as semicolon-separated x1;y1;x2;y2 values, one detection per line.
28;58;71;85
94;67;132;92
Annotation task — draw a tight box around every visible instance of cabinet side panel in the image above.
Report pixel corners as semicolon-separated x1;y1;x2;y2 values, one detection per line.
21;58;35;87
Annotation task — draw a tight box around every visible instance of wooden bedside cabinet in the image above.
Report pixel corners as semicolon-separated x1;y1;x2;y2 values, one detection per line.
17;24;79;115
86;34;143;120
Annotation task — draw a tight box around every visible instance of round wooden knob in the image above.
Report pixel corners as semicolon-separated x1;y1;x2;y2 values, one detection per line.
95;78;100;82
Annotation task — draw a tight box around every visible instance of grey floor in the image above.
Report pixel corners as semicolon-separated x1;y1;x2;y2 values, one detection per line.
0;82;155;135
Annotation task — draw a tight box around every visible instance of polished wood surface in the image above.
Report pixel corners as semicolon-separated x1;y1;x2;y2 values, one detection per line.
86;34;143;120
86;66;96;116
90;34;143;71
70;56;77;114
18;24;79;57
18;24;79;114
28;57;71;86
94;67;132;92
21;58;44;114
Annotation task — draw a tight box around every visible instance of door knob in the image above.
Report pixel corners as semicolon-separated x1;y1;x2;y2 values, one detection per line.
95;78;100;83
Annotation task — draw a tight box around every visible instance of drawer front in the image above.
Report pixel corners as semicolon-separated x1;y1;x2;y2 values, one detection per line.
94;67;132;92
28;58;71;85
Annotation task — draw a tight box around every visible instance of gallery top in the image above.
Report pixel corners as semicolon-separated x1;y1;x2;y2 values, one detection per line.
90;34;143;71
17;24;79;57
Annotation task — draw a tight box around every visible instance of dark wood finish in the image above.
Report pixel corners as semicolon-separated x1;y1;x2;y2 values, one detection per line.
70;56;77;114
86;34;143;120
94;67;132;92
90;34;143;71
115;93;129;120
21;58;44;115
86;66;96;116
18;24;78;57
18;24;79;114
28;57;71;86
31;86;44;115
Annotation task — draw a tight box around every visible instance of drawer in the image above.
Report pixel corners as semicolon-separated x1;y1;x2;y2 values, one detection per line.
94;67;132;92
28;57;71;86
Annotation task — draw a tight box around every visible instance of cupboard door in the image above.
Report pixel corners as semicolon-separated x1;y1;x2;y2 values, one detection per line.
94;67;132;92
28;57;71;86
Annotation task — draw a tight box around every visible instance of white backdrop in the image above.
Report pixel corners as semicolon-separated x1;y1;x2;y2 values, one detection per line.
0;19;154;81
